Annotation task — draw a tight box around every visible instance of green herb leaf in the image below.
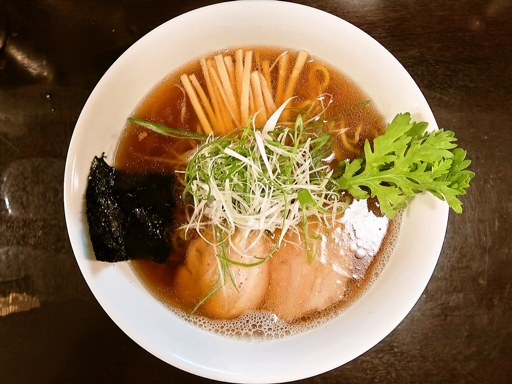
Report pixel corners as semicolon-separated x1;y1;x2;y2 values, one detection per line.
336;113;474;218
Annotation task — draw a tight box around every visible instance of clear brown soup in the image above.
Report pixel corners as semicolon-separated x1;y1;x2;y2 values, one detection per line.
114;47;397;337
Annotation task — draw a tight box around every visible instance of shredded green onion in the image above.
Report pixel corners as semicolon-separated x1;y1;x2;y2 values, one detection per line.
182;105;348;254
128;117;209;141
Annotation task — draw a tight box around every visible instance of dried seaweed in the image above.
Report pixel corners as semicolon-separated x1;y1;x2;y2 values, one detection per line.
85;155;176;263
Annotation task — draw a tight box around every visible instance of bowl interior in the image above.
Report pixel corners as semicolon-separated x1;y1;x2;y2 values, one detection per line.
64;2;447;383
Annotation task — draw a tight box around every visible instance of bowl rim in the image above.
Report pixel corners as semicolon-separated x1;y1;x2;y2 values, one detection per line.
64;1;448;382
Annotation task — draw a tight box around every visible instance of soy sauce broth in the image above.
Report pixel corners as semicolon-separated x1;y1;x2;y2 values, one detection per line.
113;47;397;336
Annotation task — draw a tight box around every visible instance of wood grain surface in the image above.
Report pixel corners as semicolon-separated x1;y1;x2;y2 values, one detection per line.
0;1;510;383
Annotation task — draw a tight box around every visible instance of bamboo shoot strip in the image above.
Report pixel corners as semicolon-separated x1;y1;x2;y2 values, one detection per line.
205;59;228;132
275;52;289;105
250;71;268;126
281;50;308;121
208;60;233;133
262;60;272;97
255;51;262;73
200;58;223;132
224;55;237;98
249;88;255;118
240;50;253;124
189;74;219;133
259;73;277;116
214;54;241;126
180;74;212;134
235;49;244;100
283;50;308;101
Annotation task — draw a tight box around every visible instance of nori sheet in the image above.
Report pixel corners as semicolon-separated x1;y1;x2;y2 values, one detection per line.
85;155;176;263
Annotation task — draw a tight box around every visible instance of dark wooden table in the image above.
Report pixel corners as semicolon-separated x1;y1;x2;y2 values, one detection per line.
1;1;510;383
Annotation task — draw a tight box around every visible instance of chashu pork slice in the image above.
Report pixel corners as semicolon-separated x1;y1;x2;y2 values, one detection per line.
173;229;272;319
264;221;354;323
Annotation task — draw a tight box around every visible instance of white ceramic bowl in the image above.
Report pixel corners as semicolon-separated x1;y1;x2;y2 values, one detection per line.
64;1;448;382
